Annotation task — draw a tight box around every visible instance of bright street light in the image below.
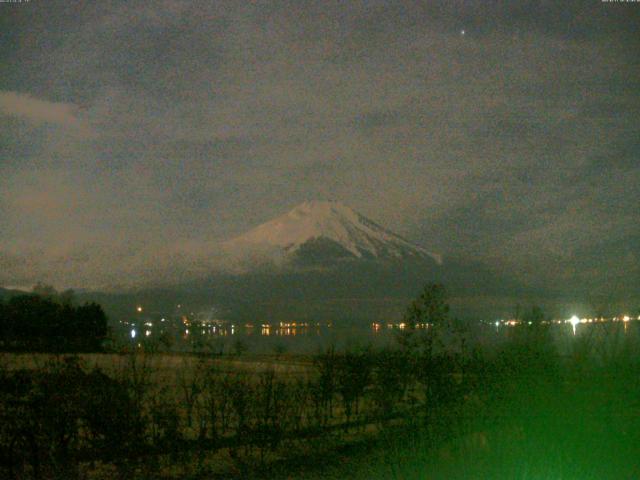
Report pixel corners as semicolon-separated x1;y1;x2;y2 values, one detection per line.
569;315;580;335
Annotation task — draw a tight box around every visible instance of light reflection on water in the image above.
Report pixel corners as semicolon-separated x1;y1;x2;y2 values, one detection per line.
143;318;640;354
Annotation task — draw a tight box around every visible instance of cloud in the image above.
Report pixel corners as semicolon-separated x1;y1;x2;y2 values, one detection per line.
0;91;92;135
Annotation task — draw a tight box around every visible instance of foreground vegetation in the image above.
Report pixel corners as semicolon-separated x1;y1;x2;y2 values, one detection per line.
0;286;107;353
0;285;639;479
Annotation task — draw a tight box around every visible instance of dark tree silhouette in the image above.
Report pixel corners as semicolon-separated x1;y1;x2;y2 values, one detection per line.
336;348;372;427
398;283;450;354
0;294;108;352
403;284;450;328
523;305;545;325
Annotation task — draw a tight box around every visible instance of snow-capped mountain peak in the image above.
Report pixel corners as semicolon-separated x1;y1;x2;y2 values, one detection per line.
226;200;442;265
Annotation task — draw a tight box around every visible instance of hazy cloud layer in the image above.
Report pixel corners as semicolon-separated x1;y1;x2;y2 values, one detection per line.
0;91;91;134
0;1;638;308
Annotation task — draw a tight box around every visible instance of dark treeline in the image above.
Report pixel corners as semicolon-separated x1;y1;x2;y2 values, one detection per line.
0;286;108;352
0;284;639;479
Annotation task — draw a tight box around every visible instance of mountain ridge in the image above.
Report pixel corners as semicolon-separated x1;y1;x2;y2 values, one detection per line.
225;200;442;267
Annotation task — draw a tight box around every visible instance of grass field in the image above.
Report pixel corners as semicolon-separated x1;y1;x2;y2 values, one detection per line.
2;322;640;479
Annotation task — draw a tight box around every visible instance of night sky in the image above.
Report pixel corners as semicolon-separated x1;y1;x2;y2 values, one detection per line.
1;1;638;310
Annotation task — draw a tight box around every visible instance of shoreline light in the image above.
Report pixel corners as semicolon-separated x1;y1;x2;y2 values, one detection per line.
569;315;580;335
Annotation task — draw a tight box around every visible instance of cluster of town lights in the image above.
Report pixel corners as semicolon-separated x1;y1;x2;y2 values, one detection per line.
371;322;431;331
129;304;638;341
127;305;337;339
373;315;639;335
489;314;638;336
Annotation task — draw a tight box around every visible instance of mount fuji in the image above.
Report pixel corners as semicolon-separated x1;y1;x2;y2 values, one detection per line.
225;200;441;268
69;202;528;325
78;202;447;325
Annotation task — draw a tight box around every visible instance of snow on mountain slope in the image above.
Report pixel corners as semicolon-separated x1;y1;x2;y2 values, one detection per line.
225;201;442;265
